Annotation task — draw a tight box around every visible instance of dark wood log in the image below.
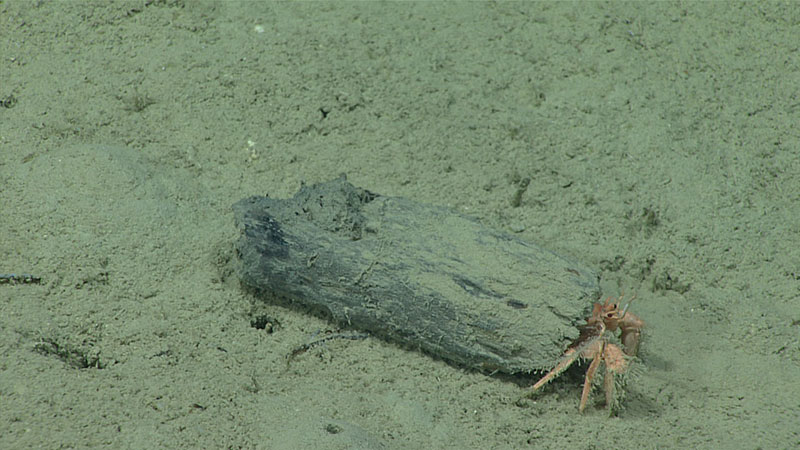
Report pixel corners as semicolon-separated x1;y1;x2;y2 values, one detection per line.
233;176;599;374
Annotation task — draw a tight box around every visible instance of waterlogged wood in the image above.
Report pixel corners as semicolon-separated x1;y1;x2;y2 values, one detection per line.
233;176;599;373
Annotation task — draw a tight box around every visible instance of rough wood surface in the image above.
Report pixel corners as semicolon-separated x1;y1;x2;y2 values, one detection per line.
233;176;599;373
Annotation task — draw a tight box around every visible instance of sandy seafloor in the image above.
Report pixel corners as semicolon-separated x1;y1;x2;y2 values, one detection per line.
1;2;798;449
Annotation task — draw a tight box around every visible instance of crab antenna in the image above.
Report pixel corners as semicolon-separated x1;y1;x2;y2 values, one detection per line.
619;302;630;318
618;293;637;318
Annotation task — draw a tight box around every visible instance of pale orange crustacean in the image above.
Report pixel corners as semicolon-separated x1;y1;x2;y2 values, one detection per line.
526;293;644;413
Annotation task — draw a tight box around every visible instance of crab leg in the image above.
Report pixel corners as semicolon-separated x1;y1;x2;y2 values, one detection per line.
531;348;582;391
531;332;604;393
579;342;605;413
604;363;616;411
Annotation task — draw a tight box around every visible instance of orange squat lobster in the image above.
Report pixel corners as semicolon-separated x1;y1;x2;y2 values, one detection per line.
528;294;644;413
